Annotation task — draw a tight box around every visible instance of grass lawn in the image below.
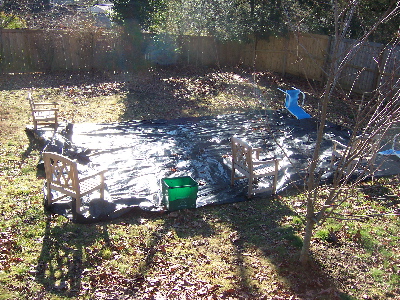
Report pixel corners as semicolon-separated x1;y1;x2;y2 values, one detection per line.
0;66;399;299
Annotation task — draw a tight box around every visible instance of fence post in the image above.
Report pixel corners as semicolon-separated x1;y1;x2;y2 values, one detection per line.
322;36;334;85
252;35;257;70
0;29;3;73
282;36;289;77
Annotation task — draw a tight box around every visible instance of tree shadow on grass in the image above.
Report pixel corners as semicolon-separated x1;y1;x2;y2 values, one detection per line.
360;181;399;209
117;209;215;274
33;190;353;299
119;74;209;122
111;194;353;299
196;195;352;299
35;214;110;298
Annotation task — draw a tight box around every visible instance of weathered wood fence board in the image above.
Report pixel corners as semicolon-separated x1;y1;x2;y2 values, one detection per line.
334;39;385;92
284;33;330;81
379;44;400;91
0;29;398;93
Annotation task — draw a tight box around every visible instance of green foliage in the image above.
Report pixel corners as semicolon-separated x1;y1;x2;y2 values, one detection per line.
291;216;304;229
2;0;50;14
162;0;289;41
355;0;400;43
112;0;398;43
296;0;399;43
389;272;400;287
112;0;290;40
0;12;26;29
370;268;385;282
2;0;397;43
147;33;179;65
315;228;330;241
339;293;358;300
112;0;168;31
251;0;289;39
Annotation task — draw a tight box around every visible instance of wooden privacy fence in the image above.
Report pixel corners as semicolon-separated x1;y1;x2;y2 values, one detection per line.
0;28;398;93
0;29;151;73
333;39;400;93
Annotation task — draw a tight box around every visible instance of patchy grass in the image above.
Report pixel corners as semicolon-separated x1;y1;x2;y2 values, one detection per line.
0;66;399;299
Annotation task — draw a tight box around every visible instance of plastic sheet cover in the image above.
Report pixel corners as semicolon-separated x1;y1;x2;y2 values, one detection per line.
34;110;400;223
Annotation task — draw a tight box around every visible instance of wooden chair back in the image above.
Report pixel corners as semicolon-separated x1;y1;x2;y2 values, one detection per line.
231;137;254;178
43;152;106;214
331;133;382;173
231;137;279;197
28;92;59;129
44;152;79;195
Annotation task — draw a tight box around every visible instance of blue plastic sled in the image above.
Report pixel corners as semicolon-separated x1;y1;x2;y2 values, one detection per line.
278;88;311;119
379;133;400;158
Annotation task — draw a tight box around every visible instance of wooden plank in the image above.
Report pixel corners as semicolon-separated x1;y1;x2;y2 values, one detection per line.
378;44;400;90
334;39;383;92
0;28;397;95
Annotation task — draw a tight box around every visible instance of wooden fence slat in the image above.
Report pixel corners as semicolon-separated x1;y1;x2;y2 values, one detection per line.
0;29;398;94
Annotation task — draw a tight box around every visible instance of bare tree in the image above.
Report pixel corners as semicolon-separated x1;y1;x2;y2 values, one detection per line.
297;0;400;264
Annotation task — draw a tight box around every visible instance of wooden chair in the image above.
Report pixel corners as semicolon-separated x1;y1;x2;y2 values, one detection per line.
43;152;107;214
28;92;59;130
330;134;382;174
231;137;279;197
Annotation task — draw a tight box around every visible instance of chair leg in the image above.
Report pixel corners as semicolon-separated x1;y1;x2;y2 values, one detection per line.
46;182;52;206
273;161;279;194
330;154;335;168
247;176;253;198
100;186;105;200
75;195;81;214
231;165;235;186
71;198;78;222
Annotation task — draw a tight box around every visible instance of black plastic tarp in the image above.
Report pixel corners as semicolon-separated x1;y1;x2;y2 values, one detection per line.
32;110;400;223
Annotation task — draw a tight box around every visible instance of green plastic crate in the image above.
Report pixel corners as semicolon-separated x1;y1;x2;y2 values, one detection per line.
162;176;198;211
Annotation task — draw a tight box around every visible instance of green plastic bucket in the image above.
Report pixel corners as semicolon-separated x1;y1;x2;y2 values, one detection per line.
161;176;198;211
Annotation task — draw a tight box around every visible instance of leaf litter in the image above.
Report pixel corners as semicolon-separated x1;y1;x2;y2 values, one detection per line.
0;65;398;299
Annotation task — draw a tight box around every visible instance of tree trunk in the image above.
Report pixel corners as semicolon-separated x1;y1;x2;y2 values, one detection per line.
299;214;315;264
299;74;334;264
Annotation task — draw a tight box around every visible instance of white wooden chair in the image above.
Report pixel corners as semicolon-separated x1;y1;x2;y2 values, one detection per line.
43;152;107;214
28;92;59;130
231;137;279;197
330;134;382;174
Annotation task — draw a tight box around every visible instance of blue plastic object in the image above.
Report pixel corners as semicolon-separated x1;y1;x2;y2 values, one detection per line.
379;149;400;156
378;133;400;158
279;88;311;119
